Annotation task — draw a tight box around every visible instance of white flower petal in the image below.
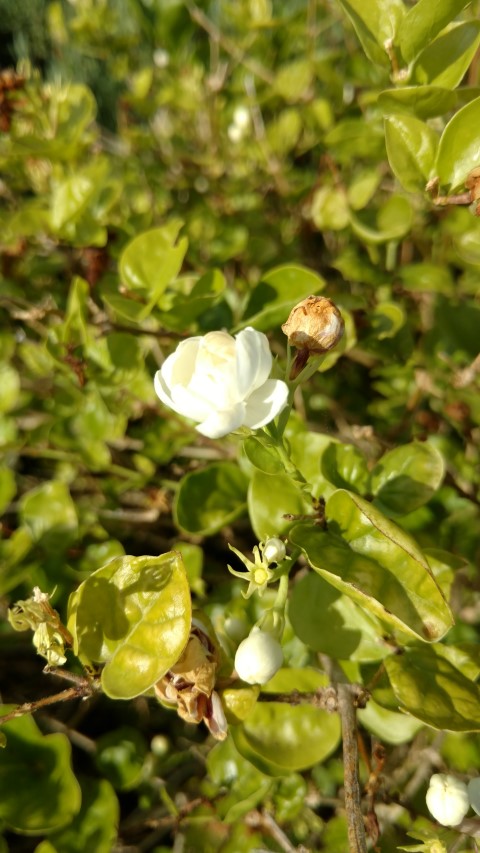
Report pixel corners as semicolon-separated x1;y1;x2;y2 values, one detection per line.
163;338;201;387
235;327;272;397
171;384;214;421
243;379;289;429
196;403;246;439
154;368;177;411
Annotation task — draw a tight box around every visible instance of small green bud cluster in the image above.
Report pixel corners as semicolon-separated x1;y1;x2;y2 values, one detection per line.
227;536;288;599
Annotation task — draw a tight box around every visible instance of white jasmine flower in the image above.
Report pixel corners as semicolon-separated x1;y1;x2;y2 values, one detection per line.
426;773;469;827
234;628;283;685
154;328;288;439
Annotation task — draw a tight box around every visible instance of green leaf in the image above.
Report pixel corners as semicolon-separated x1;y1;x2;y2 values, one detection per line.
290;490;454;642
38;778;119;853
67;552;191;699
412;22;480;89
164;269;226;330
0;467;16;515
398;0;472;64
435;95;480;191
0;364;20;414
248;470;309;541
0;709;81;833
385;646;480;731
289;572;389;661
384;115;438;192
378;87;456;120
20;481;78;546
95;727;147;790
175;462;248;535
370;441;445;516
206;737;273;822
242;436;285;476
358;697;424;745
119;225;188;315
337;0;405;66
310;186;350;231
238;264;325;332
321;442;370;494
231;668;341;774
350;196;414;243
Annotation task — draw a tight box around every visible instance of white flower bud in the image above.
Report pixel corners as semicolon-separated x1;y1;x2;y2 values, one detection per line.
262;537;287;565
426;774;469;827
234;628;283;685
467;777;480;816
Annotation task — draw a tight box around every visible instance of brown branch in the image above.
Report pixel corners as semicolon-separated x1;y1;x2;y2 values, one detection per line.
0;673;100;726
257;687;338;711
320;657;368;853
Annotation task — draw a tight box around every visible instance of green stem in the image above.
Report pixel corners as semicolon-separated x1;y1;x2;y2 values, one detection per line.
274;571;290;612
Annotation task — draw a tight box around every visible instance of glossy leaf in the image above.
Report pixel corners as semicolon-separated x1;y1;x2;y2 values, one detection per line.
242;436;285;476
337;0;405;66
290;490;454;642
321;442;369;494
350;196;414;243
359;697;424;745
289;571;390;661
0;708;81;833
385;646;480;731
239;264;325;332
384;115;438;192
175;462;249;535
248;470;308;541
378;87;456;120
37;778;119;853
436;95;480;190
119;225;188;310
398;0;471;64
94;727;147;790
206;736;273;822
412;22;480;89
20;481;78;545
0;467;16;515
67;552;191;699
232;668;341;774
370;441;445;516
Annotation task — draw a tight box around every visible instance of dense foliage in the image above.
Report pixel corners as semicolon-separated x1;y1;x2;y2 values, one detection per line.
1;0;480;851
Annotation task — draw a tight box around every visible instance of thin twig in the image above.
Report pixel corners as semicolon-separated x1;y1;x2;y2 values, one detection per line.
257;687;337;711
321;657;368;853
0;672;100;725
187;3;274;85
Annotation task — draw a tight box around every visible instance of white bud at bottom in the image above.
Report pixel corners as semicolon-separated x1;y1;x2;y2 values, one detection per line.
234;628;283;685
426;774;469;826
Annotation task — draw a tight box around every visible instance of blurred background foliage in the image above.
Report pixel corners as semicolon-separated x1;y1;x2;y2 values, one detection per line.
1;0;480;850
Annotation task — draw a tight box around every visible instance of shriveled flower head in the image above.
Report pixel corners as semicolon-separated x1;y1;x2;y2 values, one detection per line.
282;295;344;378
154;327;288;439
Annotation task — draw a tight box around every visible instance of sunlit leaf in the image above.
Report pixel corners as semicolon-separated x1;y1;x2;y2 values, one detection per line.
175;462;249;535
385;646;480;731
0;708;81;833
231;668;341;774
67;552;191;699
290;490;454;641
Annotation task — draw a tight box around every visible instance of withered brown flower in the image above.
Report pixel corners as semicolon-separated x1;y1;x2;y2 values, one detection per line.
154;619;227;740
282;295;344;379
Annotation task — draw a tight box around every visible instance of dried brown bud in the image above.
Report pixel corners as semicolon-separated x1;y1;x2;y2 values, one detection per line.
282;295;344;378
282;295;344;354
